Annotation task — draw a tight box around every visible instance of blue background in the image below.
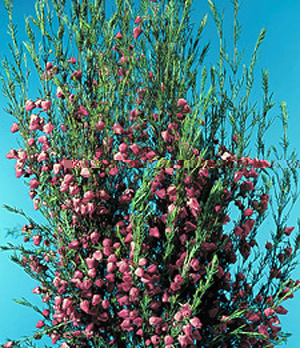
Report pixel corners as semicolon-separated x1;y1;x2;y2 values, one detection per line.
1;0;300;346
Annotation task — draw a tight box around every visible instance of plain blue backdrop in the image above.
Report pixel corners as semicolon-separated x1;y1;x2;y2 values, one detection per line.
1;0;300;346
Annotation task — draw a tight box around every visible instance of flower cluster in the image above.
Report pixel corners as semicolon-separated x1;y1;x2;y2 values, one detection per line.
2;0;300;347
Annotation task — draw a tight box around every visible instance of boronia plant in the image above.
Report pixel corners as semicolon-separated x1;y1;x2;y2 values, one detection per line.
1;0;300;347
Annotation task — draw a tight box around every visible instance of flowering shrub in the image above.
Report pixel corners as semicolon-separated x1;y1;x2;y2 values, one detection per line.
1;0;300;347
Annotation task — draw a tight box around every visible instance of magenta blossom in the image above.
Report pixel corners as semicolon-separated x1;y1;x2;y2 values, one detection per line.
24;99;36;111
68;57;77;64
133;27;143;40
10;122;19;133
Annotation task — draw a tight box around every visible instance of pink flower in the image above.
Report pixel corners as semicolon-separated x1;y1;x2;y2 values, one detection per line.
234;226;243;237
102;299;110;309
182;324;193;336
33;235;42;246
148;316;159;326
164;335;174;344
120;319;132;331
276;305;288;315
168;203;176;214
119;143;128;153
4;341;14;348
151;335;160;344
149;226;160;238
285;226;294;236
71;70;82;80
174;311;183;321
61;342;70;348
41;100;52;112
69;94;76;104
46;62;53;70
244;208;253;216
147;264;157;273
178;334;193;347
64;174;74;184
73;270;83;279
109;168;119;176
244;219;255;234
115;32;123;39
118;309;130;319
248;313;260;322
133;317;143;326
86;257;97;269
117;261;129;274
83;190;95;202
42;309;50;317
190;317;202;328
51;332;60;344
161;130;171;142
221;151;231;160
130;143;140;155
36;320;45;328
38;135;48;144
80;300;90;313
98;190;110;201
29;114;40;130
25;99;36;111
30;178;40;189
133;27;143;39
88;268;97;278
53;163;62;175
37;99;45;108
62;298;73;310
33;198;40;210
29;190;37;199
43;122;54;134
187;197;200;211
190;258;200;271
15;168;25;178
177;98;188;107
129;310;138;319
37;151;48;162
139;258;147;266
181;304;191;317
103;238;112;247
90;231;100;244
70;184;80;196
264;307;276;317
78;105;89;116
174;274;184;284
107;262;116;272
135;16;142;24
68;240;80;250
92;294;102;306
93;250;103;261
215;205;221;213
155;188;166;199
258;324;268;336
112;123;125;135
68;57;77;64
11;122;19;133
27;138;36;146
80;168;90;178
56;86;65;98
6;149;18;159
